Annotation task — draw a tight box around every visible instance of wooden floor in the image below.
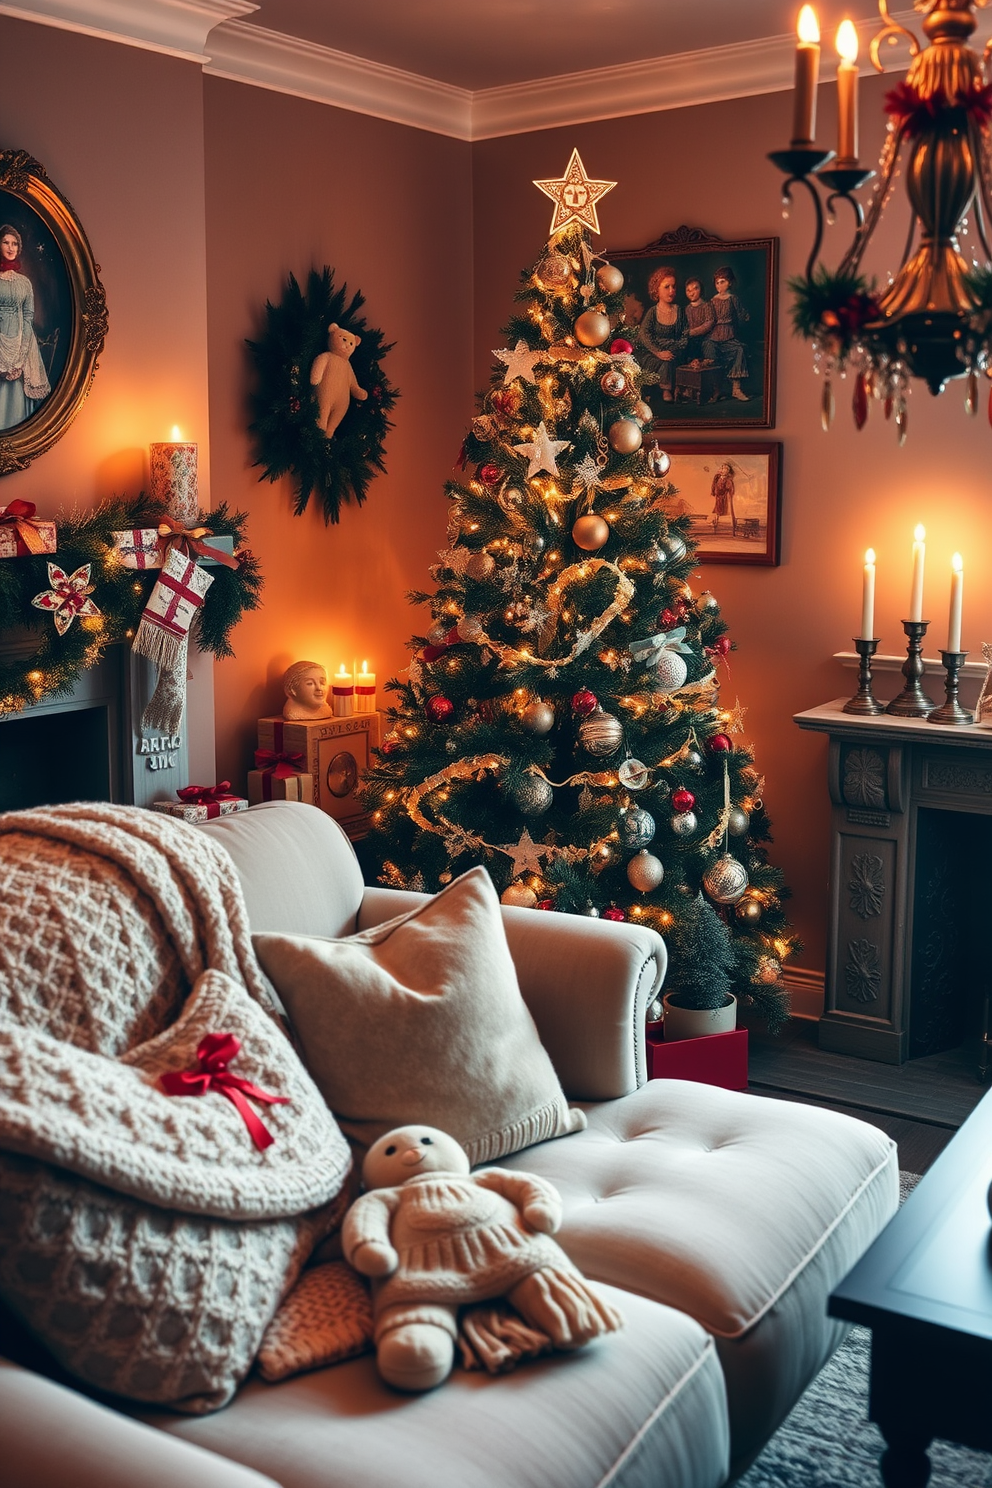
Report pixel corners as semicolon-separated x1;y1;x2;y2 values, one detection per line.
746;1017;990;1174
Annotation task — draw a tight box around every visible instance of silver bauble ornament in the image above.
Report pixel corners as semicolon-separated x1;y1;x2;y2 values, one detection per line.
646;994;664;1024
574;309;611;346
633;400;654;425
695;590;719;614
671;810;698;837
648;446;672;477
627;849;664;892
537;252;571;288
665;534;687;562
505;774;554;817
578;705;623;757
619;807;656;850
703;853;749;905
608;419;643;454
600;370;627;397
653;649;689;694
427;620;448;644
727;806;750;837
457;613;485;643
501;882;538;909
582;903;601;917
596;263;625;294
466;551;495;580
520;700;555;736
646;543;666;568
685;748;704;771
618;757;649;790
503;486;524;505
572;513;610;551
530;534;546;555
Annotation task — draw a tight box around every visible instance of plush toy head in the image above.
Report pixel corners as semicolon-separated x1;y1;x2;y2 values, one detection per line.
362;1125;470;1191
327;322;361;360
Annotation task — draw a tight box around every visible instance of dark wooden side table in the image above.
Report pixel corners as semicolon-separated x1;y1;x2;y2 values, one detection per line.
829;1087;992;1486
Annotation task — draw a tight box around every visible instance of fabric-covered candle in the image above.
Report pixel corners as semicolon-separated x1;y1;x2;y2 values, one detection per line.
332;663;354;716
861;548;875;640
150;427;198;524
354;660;377;713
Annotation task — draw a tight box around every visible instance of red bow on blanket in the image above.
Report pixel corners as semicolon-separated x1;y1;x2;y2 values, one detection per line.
159;1032;290;1150
253;749;305;780
176;782;234;806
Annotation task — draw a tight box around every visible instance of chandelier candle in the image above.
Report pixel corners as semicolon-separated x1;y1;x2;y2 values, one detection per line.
793;6;821;145
835;20;860;165
861;548;876;640
332;664;354;716
909;525;926;623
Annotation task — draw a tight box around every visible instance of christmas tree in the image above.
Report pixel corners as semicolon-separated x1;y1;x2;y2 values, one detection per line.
362;152;795;1027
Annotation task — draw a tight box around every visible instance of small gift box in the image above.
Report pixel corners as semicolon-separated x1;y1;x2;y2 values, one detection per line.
256;713;380;840
248;749;314;805
0;500;57;559
112;528;236;571
151;783;249;823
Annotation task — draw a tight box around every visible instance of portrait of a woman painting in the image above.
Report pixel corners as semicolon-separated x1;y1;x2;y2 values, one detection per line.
0;192;70;434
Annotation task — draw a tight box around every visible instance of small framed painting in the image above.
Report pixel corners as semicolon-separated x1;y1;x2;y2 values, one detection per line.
607;226;778;430
648;439;782;566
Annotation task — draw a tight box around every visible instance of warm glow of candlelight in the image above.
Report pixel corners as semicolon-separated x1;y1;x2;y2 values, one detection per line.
865;547;876;566
798;5;820;43
835;18;860;163
170;424;183;441
836;18;858;62
952;552;963;575
914;523;926;543
792;5;821;145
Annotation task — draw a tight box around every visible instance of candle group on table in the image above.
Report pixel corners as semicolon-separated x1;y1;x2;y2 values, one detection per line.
858;529;967;652
331;661;377;715
789;7;861;165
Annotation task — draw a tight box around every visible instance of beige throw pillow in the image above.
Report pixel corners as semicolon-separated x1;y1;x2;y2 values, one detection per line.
253;866;586;1165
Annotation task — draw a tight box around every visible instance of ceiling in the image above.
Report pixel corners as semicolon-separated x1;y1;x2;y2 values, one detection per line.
242;1;891;92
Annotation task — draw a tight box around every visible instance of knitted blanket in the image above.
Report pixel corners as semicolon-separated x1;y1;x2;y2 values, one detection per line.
0;804;353;1410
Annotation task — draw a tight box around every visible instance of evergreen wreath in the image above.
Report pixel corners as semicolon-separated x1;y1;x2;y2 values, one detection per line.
0;494;263;715
247;267;398;524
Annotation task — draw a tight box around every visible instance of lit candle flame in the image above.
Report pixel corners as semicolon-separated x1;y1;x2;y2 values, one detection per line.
798;5;820;44
914;523;926;542
836;19;858;62
170;424;183;441
952;552;963;574
865;547;875;565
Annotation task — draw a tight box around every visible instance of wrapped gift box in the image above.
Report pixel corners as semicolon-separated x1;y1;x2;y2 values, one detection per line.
646;1025;748;1091
256;712;381;840
151;795;248;823
247;768;314;806
111;529;236;570
0;519;56;559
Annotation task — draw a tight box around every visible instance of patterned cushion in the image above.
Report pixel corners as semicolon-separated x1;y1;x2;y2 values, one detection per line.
256;1262;373;1382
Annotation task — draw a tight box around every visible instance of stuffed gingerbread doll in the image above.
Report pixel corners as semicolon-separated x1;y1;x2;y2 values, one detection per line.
342;1124;623;1392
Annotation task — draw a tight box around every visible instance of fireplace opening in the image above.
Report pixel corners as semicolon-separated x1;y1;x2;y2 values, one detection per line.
0;705;115;811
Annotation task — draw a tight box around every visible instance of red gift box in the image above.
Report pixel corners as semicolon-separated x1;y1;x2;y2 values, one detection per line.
646;1025;748;1091
150;783;248;823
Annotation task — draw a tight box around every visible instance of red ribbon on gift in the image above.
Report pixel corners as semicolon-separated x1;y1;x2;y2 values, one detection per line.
159;1032;290;1150
157;516;239;569
0;499;51;556
254;749;305;780
177;781;235;806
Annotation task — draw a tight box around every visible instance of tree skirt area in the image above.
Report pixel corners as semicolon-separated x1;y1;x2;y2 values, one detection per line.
737;1175;992;1488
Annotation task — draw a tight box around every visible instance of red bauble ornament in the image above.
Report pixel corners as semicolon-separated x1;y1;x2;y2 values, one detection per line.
380;737;400;755
708;636;732;659
610;338;633;355
479;462;503;486
289;396;301;414
537;898;554;911
660;608;678;629
425;696;455;723
671;788;696;812
707;733;733;753
571;690;598;716
602;906;626;922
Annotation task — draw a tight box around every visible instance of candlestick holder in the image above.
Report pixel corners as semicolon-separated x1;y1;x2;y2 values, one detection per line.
843;638;885;715
927;650;974;726
885;620;937;717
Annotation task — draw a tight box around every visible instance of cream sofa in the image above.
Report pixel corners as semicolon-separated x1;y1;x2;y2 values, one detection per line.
2;801;899;1488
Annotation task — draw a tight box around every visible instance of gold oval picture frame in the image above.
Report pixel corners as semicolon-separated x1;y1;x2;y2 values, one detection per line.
0;149;107;476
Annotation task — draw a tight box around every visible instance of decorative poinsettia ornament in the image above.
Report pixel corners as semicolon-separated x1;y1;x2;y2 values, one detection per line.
31;562;101;636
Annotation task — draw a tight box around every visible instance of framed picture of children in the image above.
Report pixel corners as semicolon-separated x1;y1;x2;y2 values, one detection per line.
647;440;782;565
0;149;107;476
607;226;778;430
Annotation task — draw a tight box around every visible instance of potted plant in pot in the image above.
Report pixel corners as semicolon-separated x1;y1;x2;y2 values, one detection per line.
660;896;737;1041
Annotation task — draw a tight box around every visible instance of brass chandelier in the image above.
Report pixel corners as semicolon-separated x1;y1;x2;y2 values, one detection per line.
771;0;992;438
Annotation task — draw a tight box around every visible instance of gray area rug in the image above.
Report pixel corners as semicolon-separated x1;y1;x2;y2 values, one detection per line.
737;1174;992;1487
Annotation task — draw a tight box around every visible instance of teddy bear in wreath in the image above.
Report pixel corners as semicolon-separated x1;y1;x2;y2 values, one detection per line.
309;321;368;440
342;1124;623;1392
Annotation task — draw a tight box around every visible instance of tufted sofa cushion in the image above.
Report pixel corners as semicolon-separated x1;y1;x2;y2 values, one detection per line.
498;1079;899;1475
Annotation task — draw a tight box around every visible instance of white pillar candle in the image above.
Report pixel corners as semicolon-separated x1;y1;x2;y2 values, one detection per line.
792;6;821;146
909;524;926;622
355;660;377;713
332;663;354;716
861;548;876;639
835;20;860;164
947;553;964;652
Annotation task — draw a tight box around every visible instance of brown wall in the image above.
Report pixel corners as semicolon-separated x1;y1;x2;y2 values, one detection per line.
473;79;992;973
202;79;473;787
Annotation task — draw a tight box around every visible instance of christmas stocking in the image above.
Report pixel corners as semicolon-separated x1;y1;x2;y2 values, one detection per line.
132;545;213;733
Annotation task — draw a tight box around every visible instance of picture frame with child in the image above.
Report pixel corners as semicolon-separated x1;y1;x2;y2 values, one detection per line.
607;226;778;430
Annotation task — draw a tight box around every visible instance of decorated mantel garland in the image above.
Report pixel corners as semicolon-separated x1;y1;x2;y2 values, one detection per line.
247;267;399;524
0;495;262;717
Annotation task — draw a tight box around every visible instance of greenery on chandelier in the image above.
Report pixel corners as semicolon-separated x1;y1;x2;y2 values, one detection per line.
788;265;880;356
247;267;399;524
361;219;796;1025
0;494;262;716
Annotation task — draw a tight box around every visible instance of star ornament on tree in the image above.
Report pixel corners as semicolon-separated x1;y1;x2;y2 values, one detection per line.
533;149;617;237
498;826;549;877
513;421;569;478
31;562;101;636
494;340;541;386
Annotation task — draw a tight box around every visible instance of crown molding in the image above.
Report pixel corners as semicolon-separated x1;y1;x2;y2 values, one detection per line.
203;18;472;137
0;0;257;63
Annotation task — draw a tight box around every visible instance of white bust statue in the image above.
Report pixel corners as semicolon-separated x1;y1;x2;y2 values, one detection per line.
282;660;333;720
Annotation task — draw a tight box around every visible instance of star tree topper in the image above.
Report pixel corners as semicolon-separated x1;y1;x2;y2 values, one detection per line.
533;149;617;236
513;420;569;478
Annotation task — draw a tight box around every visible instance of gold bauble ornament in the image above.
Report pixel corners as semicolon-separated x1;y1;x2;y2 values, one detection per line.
736;898;762;924
627;848;664;892
501;882;538;909
520;700;555;735
596;263;625;294
578;704;623;757
608;419;643;454
633;400;654;424
600;370;627;397
466;551;496;580
756;956;782;985
572;513;610;550
703;853;749;905
574;309;611;347
537;252;571;288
